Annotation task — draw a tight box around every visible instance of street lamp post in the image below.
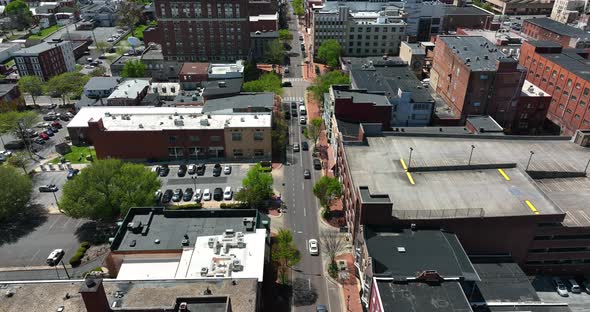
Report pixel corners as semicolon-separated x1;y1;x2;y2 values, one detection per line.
191;176;197;191
468;145;476;166
526;151;535;171
60;259;70;279
52;190;60;212
408;147;414;169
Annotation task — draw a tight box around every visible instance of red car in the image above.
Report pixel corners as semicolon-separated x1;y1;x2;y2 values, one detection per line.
39;132;49;140
51;121;62;129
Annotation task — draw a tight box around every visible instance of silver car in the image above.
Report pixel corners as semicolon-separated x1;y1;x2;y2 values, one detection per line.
553;277;569;297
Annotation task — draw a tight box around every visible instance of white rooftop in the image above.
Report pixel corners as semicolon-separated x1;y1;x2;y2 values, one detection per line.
108;79;151;100
149;82;180;97
521;80;550;97
67;106;271;131
249;13;278;22
208;60;245;77
116;228;266;282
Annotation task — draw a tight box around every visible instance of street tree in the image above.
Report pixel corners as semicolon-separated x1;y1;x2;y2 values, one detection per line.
242;72;282;94
308;70;349;101
292;278;318;306
317;39;342;68
292;0;304;16
59;159;161;220
89;67;107;77
319;230;346;264
18;76;44;106
235;163;274;209
45;72;89;105
95;41;110;53
121;60;146;78
0;111;38;141
278;29;293;42
264;39;286;65
7;151;29;174
272;112;289;159
5;0;33;30
271;228;300;284
312;176;342;210
304;117;323;148
0;165;32;222
117;0;142;36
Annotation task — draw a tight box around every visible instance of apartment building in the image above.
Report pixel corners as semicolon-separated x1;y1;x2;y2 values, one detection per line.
522;17;590;48
551;0;587;24
519;40;590;135
13;41;75;81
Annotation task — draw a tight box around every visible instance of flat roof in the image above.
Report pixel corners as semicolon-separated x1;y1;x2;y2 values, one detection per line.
13;41;69;55
108;79;151;100
332;88;391;106
535;177;590;227
438;36;514;71
0;279;258;312
531;45;590;81
203;92;275;114
179;62;209;76
466;115;504;133
472;262;539;303
364;227;479;280
84;77;120;91
376;280;472;312
524;17;590;41
68;106;271;131
521;80;550;98
444;5;492;16
202;79;243;97
344;135;590;218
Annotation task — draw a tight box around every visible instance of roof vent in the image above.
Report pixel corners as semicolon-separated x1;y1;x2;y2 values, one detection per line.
174;119;184;126
138;123;143;128
397;247;406;253
85;279;96;288
200;119;210;126
528;86;535;93
484;55;489;60
463;46;467;51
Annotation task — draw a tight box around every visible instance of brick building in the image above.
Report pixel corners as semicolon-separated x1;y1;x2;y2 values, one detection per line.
522;17;590;48
326;85;392;131
13;41;76;81
178;62;210;90
519;40;590;135
514;80;551;134
430;36;527;130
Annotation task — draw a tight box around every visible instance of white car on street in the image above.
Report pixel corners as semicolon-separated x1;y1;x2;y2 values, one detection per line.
203;189;212;201
308;239;319;256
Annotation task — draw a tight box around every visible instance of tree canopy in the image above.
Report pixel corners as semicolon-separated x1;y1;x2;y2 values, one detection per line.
45;72;89;105
307;70;349;101
317;39;342;68
0;111;39;139
304;117;323;147
235;163;274;209
292;0;304;16
272;228;301;284
117;0;143;36
242;72;283;94
18;76;44;106
264;39;285;65
59;159;161;220
121;60;147;78
312;176;342;210
5;0;33;30
7;151;29;174
278;29;293;42
0;165;32;222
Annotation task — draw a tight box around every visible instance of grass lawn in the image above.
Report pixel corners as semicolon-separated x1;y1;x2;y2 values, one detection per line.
28;25;60;40
50;146;97;164
3;59;15;68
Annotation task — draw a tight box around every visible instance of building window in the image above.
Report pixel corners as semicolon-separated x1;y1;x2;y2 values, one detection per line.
567;79;572;87
560;74;564;80
575;114;581;120
571;95;577;102
169;136;178;143
581;101;586;107
254;149;264;156
576;83;581;89
545;66;550;72
210;135;221;142
413;103;430;110
190;135;200;142
566;109;572;113
585;88;590;96
233;149;243;157
254;132;264;140
168;147;183;158
551;70;557;79
232;132;242;141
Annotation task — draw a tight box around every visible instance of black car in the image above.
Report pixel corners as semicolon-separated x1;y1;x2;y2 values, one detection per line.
39;184;58;192
304;169;311;179
196;163;206;175
34;137;46;145
285;111;291;120
301;125;306;134
162;189;173;203
178;164;187;177
67;169;80;179
213;187;223;201
172;189;183;202
291;102;297;108
159;165;170;177
302;141;309;151
183;188;194;201
313;158;322;170
4;140;24;150
48;126;59;133
281;82;292;87
291;109;298;117
213;163;222;177
59;115;70;121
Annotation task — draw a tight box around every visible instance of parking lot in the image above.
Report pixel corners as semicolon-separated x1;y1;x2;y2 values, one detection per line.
157;163;253;204
532;276;590;311
31;172;69;212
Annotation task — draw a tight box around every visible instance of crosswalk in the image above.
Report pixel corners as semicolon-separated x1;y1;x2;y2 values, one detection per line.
282;78;306;82
283;96;304;103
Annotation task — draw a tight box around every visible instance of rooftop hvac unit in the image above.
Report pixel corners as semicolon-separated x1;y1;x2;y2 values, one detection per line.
223;243;230;254
236;232;244;238
232;259;243;272
174;119;184;126
208;237;216;248
242;217;254;225
214;241;222;255
200;267;208;276
237;238;246;248
200;119;209;126
224;229;235;237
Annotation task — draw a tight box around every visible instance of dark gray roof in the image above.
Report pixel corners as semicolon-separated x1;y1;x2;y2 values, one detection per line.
202;79;243;98
85;77;121;91
203;92;274;113
336;118;361;141
472;262;539;303
438;36;513;71
466;115;504;133
483;307;572;312
250;31;279;38
110;207;262;252
376;280;472;312
534;47;590;81
364;227;479;280
525;17;590;40
350;63;434;103
333;89;390;106
444;5;492;16
13;41;67;56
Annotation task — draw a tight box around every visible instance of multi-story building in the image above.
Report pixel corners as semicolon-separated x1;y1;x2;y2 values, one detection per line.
514;80;551;134
522;17;590;48
312;5;406;57
83;77;121;99
430;36;527;130
106;79;151;106
13;41;75;81
152;0;251;61
551;0;587;24
481;0;555;15
519;40;590;135
402;0;445;41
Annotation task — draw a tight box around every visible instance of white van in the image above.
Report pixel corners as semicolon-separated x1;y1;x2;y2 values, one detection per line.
569;279;582;293
299;105;307;116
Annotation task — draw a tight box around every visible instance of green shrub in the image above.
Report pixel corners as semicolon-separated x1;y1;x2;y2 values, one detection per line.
76;247;87;254
69;251;85;266
322;208;331;220
81;241;90;249
328;262;338;279
220;203;227;208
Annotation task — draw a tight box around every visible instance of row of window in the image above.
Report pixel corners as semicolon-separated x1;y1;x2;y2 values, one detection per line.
529;247;590;253
535;234;590;240
526;259;590;265
231;132;265;141
348;34;401;41
347;48;396;55
161;3;241;19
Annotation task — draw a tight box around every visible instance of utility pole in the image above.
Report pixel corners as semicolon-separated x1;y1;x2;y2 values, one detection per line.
60;259;71;279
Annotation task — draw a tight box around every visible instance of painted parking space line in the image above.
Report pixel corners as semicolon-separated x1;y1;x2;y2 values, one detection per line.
525;200;540;215
400;159;415;185
498;169;511;181
400;159;408;171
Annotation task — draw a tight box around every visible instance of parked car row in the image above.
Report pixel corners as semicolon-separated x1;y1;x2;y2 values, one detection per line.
153;163;232;177
158;186;235;204
553;277;590;297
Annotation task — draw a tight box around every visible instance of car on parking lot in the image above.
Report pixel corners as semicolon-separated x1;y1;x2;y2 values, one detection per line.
162;189;173;203
293;144;300;152
196;163;206;175
60;115;70;121
188;164;197;174
203;188;212;201
51;121;62;129
151;165;160;175
194;189;202;202
223;186;233;200
36;122;50;128
300;116;307;125
213;164;222;177
313;158;322;170
178;164;187;177
584;279;590;294
39;132;49;140
172;189;183;202
0;150;12;157
43;114;57;121
281;82;292;87
159;165;170;177
183;188;194;201
46;249;64;266
224;165;232;174
291;109;298;117
26;129;38;138
568;279;581;293
308;239;319;255
34;137;45;145
39;184;58;192
553;277;569;297
4;140;24;149
302;142;309;151
304;169;311;179
213;187;223;201
155;190;163;202
44;129;54;136
67;169;80;179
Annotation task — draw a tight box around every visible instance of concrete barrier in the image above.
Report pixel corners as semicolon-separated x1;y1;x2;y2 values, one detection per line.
408;163;517;172
58;163;64;170
526;171;587;179
48;164;55;170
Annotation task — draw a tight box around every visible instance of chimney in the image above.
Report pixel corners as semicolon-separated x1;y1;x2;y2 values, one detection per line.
79;278;110;312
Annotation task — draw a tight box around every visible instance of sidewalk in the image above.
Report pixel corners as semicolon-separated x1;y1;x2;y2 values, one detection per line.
335;253;363;312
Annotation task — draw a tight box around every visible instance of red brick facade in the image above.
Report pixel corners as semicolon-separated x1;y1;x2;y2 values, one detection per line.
522;19;590;49
333;96;392;130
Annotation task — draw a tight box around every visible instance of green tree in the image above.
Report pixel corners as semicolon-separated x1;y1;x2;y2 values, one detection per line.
0;111;38;140
7;151;29;174
95;41;109;53
45;72;89;105
117;0;143;37
89;66;107;77
292;0;304;16
304;117;323;147
243;61;260;82
242;72;283;94
235;163;273;209
264;39;285;65
317;39;342;68
18;75;44;106
312;176;342;210
278;29;293;42
307;70;349;101
121;60;147;78
0;165;32;222
272;228;300;284
59;159;161;220
5;0;33;30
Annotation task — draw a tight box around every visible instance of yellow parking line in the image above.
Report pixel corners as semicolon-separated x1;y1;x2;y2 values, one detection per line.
406;172;415;185
525;200;540;215
400;159;408;171
400;159;414;184
498;169;511;181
